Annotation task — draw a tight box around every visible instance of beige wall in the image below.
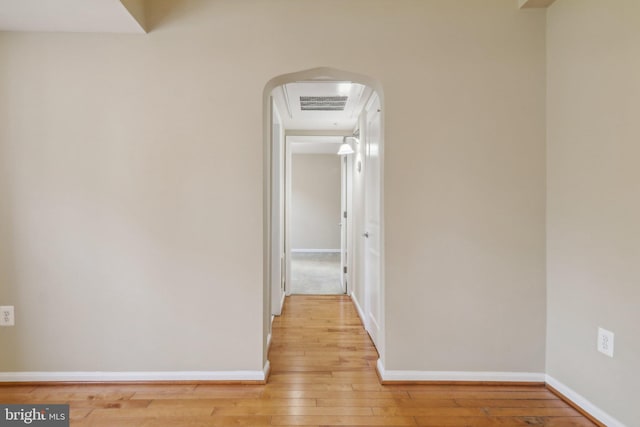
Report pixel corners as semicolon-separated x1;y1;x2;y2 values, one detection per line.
291;154;341;251
0;0;546;375
546;1;640;425
383;5;547;371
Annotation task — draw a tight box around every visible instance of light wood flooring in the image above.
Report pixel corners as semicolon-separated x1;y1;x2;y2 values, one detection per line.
0;295;597;426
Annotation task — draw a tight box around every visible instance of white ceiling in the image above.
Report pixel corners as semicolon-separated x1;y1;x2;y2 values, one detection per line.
290;136;343;155
0;0;145;33
273;81;372;131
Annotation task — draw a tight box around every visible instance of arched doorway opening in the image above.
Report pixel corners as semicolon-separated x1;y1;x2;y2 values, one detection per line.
262;67;385;375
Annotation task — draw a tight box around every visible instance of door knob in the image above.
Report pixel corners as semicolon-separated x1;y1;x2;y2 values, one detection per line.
363;232;369;238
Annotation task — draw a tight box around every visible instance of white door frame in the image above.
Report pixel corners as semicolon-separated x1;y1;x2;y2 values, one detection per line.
340;154;348;294
270;99;285;316
284;131;351;297
262;67;385;366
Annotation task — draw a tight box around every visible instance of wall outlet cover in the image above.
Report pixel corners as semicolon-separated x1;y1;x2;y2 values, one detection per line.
0;306;15;326
597;327;614;357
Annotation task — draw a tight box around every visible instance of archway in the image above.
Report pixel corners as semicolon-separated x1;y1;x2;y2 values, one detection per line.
262;67;386;375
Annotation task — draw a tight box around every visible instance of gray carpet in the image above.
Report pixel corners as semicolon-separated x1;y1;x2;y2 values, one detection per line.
290;252;344;295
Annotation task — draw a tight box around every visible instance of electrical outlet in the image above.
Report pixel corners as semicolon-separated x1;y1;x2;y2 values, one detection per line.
597;327;614;357
0;306;15;326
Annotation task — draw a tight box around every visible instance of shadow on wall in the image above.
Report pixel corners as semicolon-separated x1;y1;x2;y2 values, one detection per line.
143;0;210;32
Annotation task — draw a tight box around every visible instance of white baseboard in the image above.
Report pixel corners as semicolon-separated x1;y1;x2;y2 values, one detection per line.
351;292;366;327
291;249;340;253
374;362;626;425
266;315;274;355
546;375;626;427
263;360;271;381
376;359;545;383
0;370;268;383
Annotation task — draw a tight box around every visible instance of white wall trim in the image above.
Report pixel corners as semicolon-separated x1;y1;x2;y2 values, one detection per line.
351;292;366;327
263;360;271;380
546;375;626;427
291;248;340;253
267;315;274;353
376;360;545;383
0;370;267;383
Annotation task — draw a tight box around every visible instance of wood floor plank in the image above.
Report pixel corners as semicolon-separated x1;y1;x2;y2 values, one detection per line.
145;398;316;408
374;407;490;416
414;416;535;426
318;398;460;409
408;390;557;400
543;418;602;427
271;414;417;426
0;295;597;427
133;390;263;400
69;408;93;421
263;383;354;391
76;415;275;427
0;385;36;393
210;406;374;416
262;389;410;399
455;398;570;408
415;416;596;426
70;399;152;409
17;390;136;401
87;407;214;418
489;407;582;417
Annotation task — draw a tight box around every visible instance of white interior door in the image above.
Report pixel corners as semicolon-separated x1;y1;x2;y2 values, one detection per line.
363;95;382;347
340;155;348;294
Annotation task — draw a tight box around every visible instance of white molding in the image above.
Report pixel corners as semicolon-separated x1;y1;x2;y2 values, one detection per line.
373;361;626;426
291;249;340;253
281;85;293;119
546;375;626;427
351;292;366;327
376;360;545;383
0;370;267;383
267;315;274;352
263;360;271;380
369;311;380;333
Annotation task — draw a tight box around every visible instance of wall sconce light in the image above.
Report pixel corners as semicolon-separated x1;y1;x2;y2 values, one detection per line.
337;136;358;155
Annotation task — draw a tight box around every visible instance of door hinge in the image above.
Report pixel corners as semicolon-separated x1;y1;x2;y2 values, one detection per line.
343;211;347;219
343;266;347;274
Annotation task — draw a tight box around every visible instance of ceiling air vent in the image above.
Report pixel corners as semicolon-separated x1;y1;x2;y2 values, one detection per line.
300;96;348;111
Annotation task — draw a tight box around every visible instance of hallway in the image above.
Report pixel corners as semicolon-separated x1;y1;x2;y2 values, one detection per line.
0;296;596;426
290;253;343;295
